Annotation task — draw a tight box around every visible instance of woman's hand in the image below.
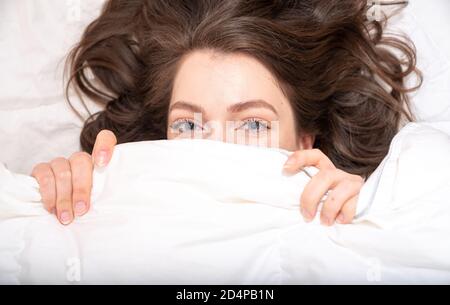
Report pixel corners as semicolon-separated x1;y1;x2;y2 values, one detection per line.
283;149;364;226
31;130;118;225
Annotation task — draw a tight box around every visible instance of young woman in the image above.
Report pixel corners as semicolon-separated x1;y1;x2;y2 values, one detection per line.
30;0;420;226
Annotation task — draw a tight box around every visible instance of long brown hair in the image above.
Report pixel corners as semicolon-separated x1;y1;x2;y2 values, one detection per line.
66;0;421;177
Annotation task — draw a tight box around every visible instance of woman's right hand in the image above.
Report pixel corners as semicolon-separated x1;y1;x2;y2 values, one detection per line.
31;130;117;225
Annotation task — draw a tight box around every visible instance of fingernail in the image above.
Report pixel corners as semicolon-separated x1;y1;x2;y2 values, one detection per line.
321;216;332;226
301;208;313;222
96;150;108;167
74;201;87;216
60;211;72;225
283;157;296;168
336;213;345;224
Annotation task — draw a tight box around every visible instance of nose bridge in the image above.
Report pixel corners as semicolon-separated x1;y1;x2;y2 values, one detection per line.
204;119;225;142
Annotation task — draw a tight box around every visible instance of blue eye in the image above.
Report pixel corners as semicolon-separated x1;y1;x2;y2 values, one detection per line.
170;119;202;134
240;119;270;133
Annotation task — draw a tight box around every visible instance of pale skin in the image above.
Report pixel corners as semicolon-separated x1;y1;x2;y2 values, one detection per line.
31;49;364;226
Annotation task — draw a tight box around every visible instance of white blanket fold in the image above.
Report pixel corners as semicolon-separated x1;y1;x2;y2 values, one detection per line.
1;123;450;284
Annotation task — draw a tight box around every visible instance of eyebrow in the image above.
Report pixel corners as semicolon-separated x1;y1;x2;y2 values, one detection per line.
169;101;205;114
169;99;278;115
227;100;278;115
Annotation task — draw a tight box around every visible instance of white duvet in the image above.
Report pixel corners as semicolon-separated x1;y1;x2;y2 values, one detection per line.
1;122;450;284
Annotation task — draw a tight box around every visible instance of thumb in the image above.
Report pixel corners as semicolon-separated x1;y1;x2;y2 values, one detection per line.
92;129;117;167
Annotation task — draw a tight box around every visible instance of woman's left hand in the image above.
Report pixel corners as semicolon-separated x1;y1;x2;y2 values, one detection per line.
283;149;364;226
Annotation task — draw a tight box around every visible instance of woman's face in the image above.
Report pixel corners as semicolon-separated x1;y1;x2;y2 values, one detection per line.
168;49;313;151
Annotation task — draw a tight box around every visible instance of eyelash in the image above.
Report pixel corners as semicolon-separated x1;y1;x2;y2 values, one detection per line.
169;118;271;134
237;118;271;133
170;119;203;133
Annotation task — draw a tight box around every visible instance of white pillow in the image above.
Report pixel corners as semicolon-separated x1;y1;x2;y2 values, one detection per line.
389;1;450;122
0;0;105;174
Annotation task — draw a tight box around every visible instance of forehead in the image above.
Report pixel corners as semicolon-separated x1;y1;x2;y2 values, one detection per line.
170;49;289;110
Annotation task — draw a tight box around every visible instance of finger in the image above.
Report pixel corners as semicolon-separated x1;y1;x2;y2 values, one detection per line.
283;149;335;174
69;152;93;217
50;158;73;225
92;129;117;167
336;195;359;225
300;168;347;222
31;163;56;213
320;179;362;226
